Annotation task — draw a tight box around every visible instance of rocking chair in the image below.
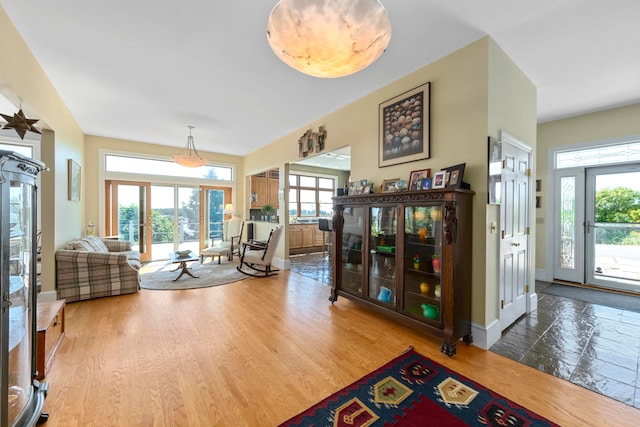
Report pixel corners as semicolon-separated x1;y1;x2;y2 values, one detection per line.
236;227;282;277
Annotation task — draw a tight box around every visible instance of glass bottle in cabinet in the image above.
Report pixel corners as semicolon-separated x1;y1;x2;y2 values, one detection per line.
369;206;397;306
403;205;442;324
340;206;364;295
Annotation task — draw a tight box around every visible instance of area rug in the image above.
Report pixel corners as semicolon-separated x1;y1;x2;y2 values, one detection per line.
542;283;640;313
279;347;557;427
140;259;247;290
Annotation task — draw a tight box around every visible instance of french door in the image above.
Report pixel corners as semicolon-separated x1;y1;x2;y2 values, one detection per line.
105;180;152;263
554;163;640;291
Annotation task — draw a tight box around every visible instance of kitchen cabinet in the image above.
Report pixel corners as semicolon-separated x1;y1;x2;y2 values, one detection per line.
251;169;279;209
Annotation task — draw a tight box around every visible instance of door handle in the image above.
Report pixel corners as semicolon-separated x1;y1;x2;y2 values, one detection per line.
586;220;596;234
511;243;520;247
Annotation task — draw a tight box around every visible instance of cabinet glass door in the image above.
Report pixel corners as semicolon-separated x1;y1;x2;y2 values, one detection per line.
369;206;397;305
7;181;34;424
403;205;442;324
340;206;364;295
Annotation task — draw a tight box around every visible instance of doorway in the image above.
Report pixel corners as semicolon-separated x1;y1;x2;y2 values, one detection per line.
106;181;232;262
554;163;640;291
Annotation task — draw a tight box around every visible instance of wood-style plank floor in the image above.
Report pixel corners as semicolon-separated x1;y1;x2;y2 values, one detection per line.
41;270;640;426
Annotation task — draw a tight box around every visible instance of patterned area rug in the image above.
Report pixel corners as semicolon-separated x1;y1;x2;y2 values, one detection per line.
280;348;558;426
140;259;247;290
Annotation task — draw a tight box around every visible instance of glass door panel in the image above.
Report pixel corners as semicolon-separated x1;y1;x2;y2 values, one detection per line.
150;186;176;260
341;206;364;295
107;181;151;263
369;206;397;305
585;165;640;291
202;187;230;246
553;168;585;283
403;205;442;325
177;186;200;253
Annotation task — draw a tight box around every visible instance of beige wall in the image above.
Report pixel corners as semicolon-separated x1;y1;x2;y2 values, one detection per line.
244;37;537;334
536;103;640;274
1;6;84;296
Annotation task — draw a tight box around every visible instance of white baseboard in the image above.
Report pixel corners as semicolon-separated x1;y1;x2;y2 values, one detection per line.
535;268;551;282
273;257;289;270
470;319;501;350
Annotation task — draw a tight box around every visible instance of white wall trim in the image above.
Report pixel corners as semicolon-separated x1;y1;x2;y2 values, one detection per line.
471;319;501;350
535;268;551;282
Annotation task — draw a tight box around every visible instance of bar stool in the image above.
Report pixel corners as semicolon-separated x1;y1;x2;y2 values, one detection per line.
318;218;332;258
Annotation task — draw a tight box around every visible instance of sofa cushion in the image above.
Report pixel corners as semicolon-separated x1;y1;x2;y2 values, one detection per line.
67;239;94;251
81;235;109;252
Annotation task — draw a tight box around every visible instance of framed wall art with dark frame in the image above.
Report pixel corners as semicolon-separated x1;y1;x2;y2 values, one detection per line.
378;82;430;167
442;163;466;188
68;158;81;201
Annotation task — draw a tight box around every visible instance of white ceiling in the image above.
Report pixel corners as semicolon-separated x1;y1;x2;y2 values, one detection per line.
1;1;639;159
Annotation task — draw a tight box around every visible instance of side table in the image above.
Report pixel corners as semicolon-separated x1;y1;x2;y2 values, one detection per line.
36;299;66;380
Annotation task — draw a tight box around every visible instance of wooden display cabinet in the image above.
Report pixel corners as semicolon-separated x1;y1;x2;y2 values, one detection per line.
330;188;474;356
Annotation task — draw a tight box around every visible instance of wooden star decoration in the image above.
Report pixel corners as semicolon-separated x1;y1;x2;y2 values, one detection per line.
1;108;41;139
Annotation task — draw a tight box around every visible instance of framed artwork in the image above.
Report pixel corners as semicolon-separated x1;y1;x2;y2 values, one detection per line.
488;136;502;204
378;82;431;167
68;159;81;201
432;171;446;189
362;184;372;194
380;178;400;193
408;168;430;191
442;163;466;188
422;177;432;190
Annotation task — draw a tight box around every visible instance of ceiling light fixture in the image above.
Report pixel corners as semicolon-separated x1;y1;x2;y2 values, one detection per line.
171;125;208;168
266;0;392;78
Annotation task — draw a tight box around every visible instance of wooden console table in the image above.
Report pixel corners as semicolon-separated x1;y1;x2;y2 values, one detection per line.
36;300;65;380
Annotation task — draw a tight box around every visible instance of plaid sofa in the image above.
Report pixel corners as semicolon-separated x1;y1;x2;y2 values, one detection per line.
55;235;141;302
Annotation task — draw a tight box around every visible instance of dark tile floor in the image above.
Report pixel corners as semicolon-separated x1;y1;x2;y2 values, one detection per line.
290;255;640;408
289;252;332;286
491;281;640;409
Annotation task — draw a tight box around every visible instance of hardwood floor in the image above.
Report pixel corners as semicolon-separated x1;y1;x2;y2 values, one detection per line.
42;270;639;426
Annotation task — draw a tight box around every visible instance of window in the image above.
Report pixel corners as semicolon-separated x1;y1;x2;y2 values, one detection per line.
0;142;33;158
105;154;233;180
289;174;335;217
556;139;640;169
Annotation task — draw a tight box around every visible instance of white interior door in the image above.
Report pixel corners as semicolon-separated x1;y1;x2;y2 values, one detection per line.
499;136;531;329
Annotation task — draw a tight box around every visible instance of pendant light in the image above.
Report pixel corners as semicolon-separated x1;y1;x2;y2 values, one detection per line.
171;126;208;168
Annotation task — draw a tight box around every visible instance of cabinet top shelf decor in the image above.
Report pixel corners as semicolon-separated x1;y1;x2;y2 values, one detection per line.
330;188;474;357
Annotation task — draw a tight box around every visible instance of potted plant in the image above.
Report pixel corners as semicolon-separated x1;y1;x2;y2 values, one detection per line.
261;204;275;221
432;254;441;273
412;254;420;270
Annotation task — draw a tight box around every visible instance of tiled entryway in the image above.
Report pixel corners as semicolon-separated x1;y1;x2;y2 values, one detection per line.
491;281;640;408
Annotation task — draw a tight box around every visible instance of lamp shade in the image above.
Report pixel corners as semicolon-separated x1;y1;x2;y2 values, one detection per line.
266;0;392;78
171;126;208;168
224;203;234;214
